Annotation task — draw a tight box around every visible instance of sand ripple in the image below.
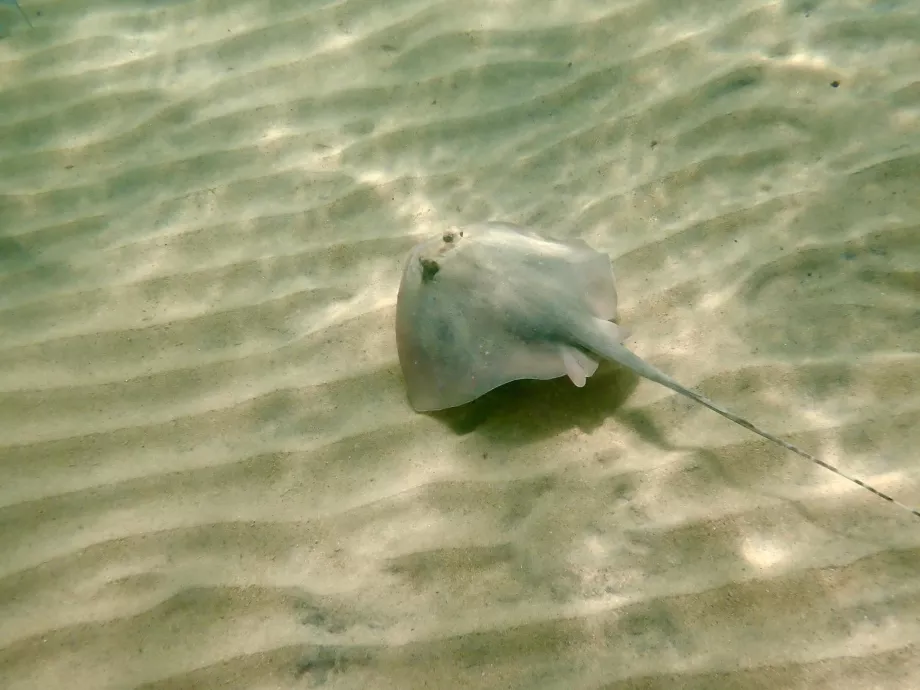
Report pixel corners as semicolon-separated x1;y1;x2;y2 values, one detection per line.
1;0;919;688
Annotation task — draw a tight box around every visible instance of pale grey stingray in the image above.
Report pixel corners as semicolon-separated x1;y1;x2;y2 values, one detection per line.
0;0;32;28
395;221;919;519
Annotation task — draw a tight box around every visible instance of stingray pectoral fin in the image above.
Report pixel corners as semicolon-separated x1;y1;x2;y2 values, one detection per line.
593;319;630;345
578;253;619;321
480;222;619;321
560;346;599;387
550;237;619;322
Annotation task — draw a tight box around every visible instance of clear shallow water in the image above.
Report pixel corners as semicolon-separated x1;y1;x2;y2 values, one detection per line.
1;1;919;688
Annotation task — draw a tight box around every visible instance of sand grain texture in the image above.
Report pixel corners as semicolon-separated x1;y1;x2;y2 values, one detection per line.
1;0;919;688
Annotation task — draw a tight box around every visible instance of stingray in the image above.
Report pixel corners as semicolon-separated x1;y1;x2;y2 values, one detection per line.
0;0;32;29
395;221;919;520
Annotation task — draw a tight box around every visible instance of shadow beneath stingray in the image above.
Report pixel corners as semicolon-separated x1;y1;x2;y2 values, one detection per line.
424;361;641;444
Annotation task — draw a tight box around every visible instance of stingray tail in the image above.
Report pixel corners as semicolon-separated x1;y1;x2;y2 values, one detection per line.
12;0;32;27
584;319;920;520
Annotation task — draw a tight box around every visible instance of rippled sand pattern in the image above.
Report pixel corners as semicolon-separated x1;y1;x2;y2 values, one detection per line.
2;0;920;688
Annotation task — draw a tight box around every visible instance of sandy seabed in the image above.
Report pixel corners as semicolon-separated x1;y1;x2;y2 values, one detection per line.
1;0;919;688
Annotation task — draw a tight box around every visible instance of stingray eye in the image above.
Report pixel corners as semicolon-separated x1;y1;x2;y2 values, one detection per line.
442;231;456;243
419;257;440;282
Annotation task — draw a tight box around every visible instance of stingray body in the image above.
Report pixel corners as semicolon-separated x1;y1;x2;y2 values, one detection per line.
396;222;620;411
1;0;32;28
396;221;919;519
